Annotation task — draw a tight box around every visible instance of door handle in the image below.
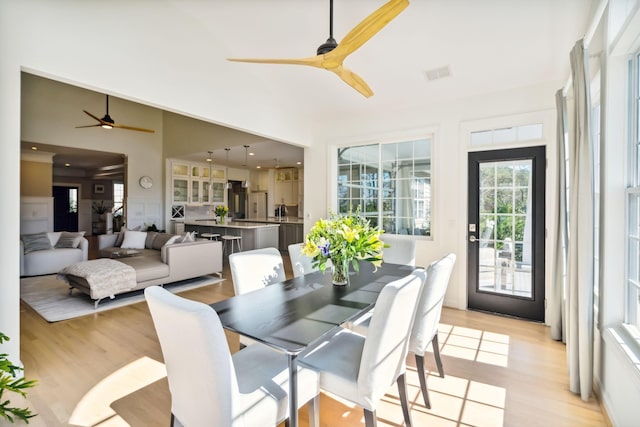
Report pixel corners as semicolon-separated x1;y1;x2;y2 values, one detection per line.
469;235;477;243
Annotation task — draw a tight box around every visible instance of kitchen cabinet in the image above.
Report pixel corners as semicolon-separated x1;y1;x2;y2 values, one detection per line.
250;170;269;192
211;182;225;202
170;159;226;205
172;162;189;176
274;168;299;205
172;178;189;203
278;222;303;251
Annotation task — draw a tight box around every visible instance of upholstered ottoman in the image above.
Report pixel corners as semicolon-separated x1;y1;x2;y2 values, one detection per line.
58;258;137;308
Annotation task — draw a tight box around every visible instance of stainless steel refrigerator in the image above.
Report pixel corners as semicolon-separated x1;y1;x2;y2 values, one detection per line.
249;192;268;219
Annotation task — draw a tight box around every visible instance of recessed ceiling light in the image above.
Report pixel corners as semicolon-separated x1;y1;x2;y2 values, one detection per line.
31;146;38;151
256;165;261;169
296;161;302;165
64;163;71;167
249;152;255;156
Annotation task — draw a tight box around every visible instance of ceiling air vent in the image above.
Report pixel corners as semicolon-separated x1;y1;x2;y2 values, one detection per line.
425;65;452;81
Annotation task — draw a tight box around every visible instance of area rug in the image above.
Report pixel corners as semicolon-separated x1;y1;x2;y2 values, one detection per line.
20;274;225;322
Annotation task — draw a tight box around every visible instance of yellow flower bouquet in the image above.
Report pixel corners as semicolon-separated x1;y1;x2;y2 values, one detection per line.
302;206;385;285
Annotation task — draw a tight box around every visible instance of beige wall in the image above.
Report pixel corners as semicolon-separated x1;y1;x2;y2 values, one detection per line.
20;160;52;197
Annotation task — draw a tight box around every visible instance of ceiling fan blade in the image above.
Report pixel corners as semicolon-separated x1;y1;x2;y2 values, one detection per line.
75;124;102;129
112;123;155;133
331;66;374;98
82;110;103;123
331;0;409;59
228;56;324;68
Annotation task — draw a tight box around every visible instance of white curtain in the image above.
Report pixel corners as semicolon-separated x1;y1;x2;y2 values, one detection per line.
550;89;568;342
566;39;594;401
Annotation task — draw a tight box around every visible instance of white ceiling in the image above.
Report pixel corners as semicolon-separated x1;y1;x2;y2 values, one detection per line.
202;0;595;120
22;0;597;175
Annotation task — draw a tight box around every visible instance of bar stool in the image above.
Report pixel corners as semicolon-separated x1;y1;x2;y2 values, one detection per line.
221;235;242;256
200;233;220;241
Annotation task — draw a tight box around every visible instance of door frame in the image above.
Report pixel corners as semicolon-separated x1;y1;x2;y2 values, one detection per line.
467;145;546;321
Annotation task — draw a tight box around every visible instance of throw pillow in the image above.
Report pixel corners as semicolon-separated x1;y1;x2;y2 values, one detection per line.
165;235;180;246
152;233;177;250
55;231;86;249
21;232;52;254
180;231;195;243
145;231;159;249
121;230;148;249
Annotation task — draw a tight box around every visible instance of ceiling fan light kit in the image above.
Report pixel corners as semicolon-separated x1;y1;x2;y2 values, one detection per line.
227;0;409;98
76;94;155;133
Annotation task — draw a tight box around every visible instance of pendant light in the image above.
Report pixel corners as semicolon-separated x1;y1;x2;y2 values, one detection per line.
207;151;213;187
242;145;250;188
225;148;233;189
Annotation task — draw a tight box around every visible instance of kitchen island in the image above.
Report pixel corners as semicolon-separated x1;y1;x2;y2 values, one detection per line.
184;220;280;251
235;217;304;251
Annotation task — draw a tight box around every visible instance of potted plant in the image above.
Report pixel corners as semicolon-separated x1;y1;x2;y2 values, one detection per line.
0;333;37;424
92;201;108;215
302;206;385;285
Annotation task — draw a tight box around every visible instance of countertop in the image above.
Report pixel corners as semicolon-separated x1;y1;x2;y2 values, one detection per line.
235;217;305;225
185;220;280;229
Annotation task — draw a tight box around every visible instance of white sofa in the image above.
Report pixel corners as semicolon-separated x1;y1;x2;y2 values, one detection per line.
20;231;89;276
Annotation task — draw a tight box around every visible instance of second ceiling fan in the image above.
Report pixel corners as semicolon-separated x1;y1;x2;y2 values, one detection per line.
228;0;409;98
76;95;155;133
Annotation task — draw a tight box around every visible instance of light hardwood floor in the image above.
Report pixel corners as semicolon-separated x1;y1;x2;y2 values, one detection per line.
19;240;609;426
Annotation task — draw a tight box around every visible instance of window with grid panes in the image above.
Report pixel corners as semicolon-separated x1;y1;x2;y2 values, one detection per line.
337;138;432;236
626;50;640;338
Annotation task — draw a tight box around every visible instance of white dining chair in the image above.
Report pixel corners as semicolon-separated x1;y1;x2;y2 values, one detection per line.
409;253;456;408
229;247;286;347
229;247;286;295
145;286;319;427
381;234;416;266
288;242;319;278
350;253;456;409
300;269;426;427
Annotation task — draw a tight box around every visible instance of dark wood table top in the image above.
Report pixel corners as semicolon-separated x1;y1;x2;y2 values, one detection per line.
210;262;416;354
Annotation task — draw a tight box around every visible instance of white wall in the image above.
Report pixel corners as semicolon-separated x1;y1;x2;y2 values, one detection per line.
309;81;560;311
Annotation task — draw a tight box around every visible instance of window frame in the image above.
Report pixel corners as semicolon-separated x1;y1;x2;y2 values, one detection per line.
626;50;640;338
335;133;434;239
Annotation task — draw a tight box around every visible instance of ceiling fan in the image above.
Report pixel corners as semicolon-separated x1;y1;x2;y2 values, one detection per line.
227;0;409;98
76;95;155;133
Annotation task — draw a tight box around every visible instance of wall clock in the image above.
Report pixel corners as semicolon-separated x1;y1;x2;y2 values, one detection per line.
139;176;153;189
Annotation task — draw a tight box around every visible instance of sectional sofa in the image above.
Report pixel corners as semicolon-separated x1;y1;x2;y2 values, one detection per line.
60;230;223;306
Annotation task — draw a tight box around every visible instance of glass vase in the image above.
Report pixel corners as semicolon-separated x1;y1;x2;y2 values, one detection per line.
219;215;225;224
331;258;350;286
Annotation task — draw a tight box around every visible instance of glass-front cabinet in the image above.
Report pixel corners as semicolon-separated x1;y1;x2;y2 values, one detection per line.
172;178;189;203
172;162;189;177
170;159;226;205
202;181;211;203
191;180;200;203
211;182;225;203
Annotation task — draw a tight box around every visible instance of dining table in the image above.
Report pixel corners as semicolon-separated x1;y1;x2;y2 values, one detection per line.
210;261;417;427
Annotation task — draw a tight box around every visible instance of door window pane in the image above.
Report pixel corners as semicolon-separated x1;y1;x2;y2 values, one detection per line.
478;160;533;298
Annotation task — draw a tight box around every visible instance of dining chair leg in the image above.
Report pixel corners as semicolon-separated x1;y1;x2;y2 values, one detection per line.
363;409;378;427
170;413;175;427
415;354;431;409
432;334;445;377
397;373;413;427
308;395;319;427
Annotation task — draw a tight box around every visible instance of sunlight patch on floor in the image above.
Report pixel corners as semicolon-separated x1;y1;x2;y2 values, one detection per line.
68;356;166;427
437;323;510;367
